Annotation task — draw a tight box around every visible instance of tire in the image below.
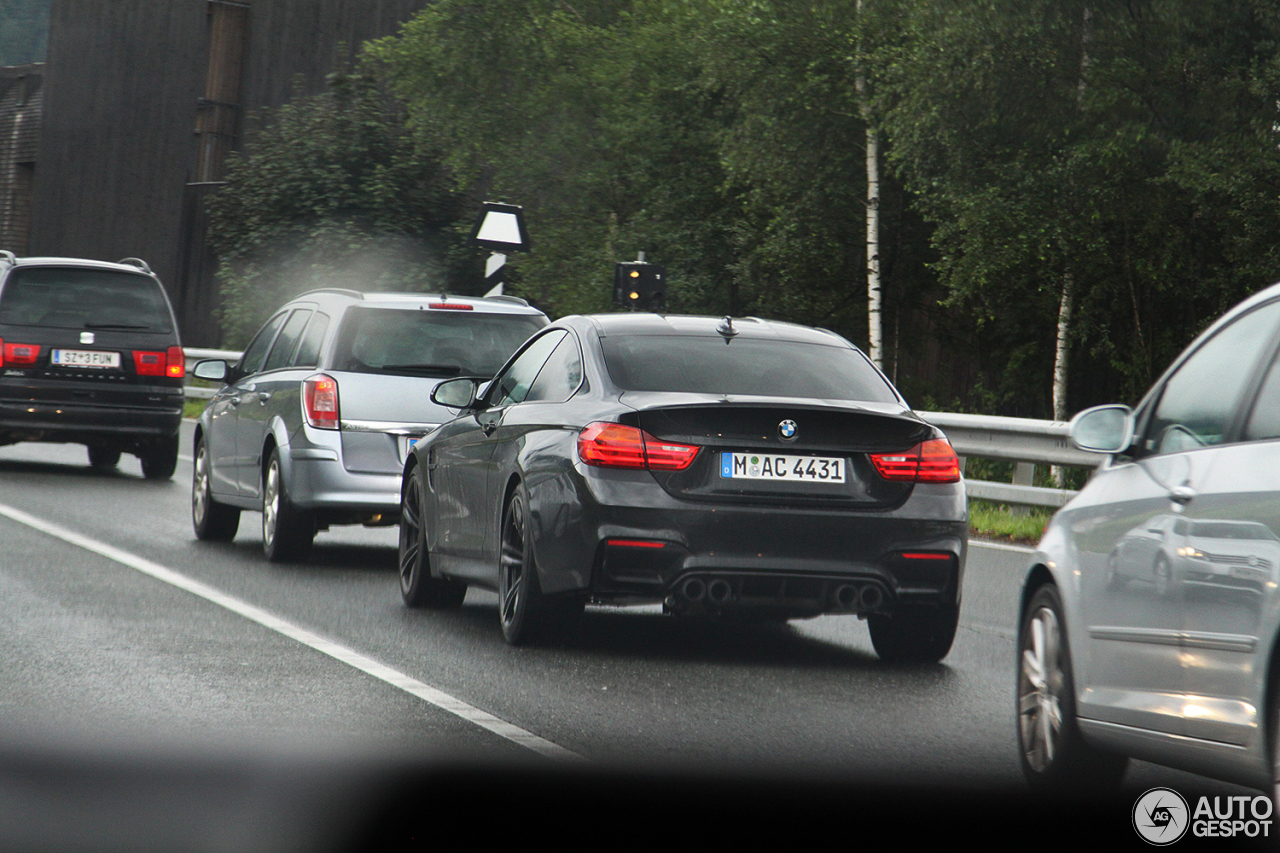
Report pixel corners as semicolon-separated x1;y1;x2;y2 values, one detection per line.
868;603;959;664
1017;583;1128;791
87;445;121;469
1105;552;1123;589
1153;554;1172;597
140;434;179;480
261;447;314;562
498;488;551;645
191;436;240;541
399;466;466;608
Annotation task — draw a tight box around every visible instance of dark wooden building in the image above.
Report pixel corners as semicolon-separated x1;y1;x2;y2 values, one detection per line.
28;0;432;345
0;64;43;257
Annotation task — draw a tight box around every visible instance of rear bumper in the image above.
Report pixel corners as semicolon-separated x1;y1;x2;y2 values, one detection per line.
284;452;402;520
530;464;967;615
0;396;182;446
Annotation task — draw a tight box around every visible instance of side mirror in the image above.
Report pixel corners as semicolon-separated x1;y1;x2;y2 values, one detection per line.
431;376;479;409
1069;404;1135;454
192;359;228;383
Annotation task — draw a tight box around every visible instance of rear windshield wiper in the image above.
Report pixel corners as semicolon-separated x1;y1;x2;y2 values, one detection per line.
85;323;152;330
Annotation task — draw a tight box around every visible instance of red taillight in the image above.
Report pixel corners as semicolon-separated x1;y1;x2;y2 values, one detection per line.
578;422;700;471
133;350;165;376
2;341;40;366
429;303;474;311
870;438;961;484
166;346;185;378
303;374;340;429
607;539;667;549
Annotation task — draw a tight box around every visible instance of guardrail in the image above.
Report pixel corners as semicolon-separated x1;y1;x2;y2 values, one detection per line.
182;348;1101;509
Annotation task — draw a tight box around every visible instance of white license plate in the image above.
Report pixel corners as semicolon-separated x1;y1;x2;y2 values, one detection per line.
720;452;845;482
51;349;120;369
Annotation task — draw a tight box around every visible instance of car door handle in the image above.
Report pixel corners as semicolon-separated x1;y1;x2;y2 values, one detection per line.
256;392;271;405
1169;485;1197;505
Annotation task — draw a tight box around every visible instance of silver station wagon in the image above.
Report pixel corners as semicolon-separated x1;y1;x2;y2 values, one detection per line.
190;289;547;561
1018;281;1280;806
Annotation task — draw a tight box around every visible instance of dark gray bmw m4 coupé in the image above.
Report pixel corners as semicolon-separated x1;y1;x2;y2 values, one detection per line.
398;314;967;659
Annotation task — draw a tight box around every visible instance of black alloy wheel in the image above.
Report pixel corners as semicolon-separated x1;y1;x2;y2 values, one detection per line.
140;434;180;480
261;447;315;562
498;489;548;645
1017;583;1127;790
192;437;240;541
87;445;121;469
867;603;959;664
399;466;466;608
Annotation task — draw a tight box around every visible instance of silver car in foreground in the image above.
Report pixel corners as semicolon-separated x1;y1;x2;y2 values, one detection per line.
191;289;547;561
1017;282;1280;805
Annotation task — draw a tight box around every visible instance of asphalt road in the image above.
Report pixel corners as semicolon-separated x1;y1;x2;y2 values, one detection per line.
0;422;1267;850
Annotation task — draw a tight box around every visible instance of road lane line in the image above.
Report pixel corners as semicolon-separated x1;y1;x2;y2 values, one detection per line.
970;539;1034;554
0;502;584;764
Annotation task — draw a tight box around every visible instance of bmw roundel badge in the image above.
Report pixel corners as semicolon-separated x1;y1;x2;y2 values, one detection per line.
778;419;798;441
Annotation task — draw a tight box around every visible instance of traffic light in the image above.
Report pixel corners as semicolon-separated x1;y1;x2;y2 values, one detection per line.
613;261;666;311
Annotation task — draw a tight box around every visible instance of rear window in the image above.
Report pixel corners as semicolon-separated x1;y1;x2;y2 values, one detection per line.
600;335;899;403
332;307;546;378
0;268;174;333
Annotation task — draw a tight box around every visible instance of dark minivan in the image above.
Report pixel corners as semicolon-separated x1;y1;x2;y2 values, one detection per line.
0;253;184;478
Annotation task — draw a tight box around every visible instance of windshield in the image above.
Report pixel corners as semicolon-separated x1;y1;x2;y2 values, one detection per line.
331;306;545;378
0;268;175;332
600;335;899;403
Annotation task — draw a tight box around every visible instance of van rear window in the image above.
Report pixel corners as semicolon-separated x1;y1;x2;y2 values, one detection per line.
0;269;174;332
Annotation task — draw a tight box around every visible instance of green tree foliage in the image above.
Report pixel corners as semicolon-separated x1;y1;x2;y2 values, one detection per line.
207;64;463;346
213;0;1280;415
372;0;740;319
881;0;1280;408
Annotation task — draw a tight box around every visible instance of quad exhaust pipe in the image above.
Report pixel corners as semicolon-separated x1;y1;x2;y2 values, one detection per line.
672;575;888;614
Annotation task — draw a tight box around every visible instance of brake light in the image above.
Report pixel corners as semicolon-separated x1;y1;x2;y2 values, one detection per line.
167;346;185;378
429;303;474;311
1;341;40;366
303;374;340;429
133;350;165;376
870;438;961;484
578;422;700;471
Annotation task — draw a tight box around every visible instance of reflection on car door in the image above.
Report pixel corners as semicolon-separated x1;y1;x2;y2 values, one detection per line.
233;309;313;495
1075;298;1280;737
429;330;566;581
209;310;287;497
1174;335;1280;745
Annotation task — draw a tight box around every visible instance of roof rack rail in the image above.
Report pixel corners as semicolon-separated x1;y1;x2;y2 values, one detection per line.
117;257;153;274
484;294;530;307
0;250;15;267
295;288;365;300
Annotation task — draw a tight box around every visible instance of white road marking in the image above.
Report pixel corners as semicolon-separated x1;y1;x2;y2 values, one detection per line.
0;502;584;764
970;539;1035;554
